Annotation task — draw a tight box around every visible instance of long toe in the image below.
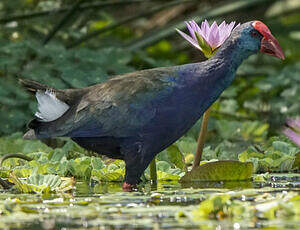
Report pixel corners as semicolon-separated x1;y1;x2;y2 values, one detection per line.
122;182;137;192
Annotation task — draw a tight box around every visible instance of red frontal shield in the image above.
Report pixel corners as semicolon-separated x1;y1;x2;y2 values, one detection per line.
252;21;285;60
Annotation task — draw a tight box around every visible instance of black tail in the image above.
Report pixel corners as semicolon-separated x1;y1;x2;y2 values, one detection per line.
20;78;87;140
19;78;86;105
20;78;61;139
19;78;52;93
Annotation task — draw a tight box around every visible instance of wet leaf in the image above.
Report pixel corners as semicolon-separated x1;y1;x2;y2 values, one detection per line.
9;173;74;194
27;174;61;189
165;145;187;172
193;194;231;220
180;160;253;182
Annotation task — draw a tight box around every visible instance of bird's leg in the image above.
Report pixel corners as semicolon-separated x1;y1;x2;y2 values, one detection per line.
123;160;143;192
122;181;137;192
121;143;153;192
122;143;142;191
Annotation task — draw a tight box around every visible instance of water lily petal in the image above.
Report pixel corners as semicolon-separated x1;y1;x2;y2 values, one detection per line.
286;118;300;132
217;22;229;48
207;21;220;49
200;20;210;41
194;21;202;34
176;28;201;50
227;21;236;32
190;20;202;37
218;21;232;45
185;21;197;41
283;128;300;147
225;22;240;44
178;19;240;54
218;21;227;39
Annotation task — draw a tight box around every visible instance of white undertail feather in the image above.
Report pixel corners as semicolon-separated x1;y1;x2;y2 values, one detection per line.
35;90;70;122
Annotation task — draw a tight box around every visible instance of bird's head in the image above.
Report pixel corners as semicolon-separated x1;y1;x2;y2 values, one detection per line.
232;21;284;60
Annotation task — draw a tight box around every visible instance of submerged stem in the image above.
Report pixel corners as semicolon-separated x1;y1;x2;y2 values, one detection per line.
149;158;157;182
0;153;33;189
193;107;211;169
0;153;33;167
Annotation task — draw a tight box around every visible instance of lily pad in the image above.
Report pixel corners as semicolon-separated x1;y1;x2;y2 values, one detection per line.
27;174;61;189
9;173;74;194
180;160;253;182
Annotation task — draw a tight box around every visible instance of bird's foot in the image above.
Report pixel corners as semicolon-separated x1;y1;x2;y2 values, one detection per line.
122;182;137;192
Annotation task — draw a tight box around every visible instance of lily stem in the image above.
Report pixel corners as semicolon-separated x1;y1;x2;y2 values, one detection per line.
149;158;157;182
193;107;211;169
0;153;33;189
0;153;33;167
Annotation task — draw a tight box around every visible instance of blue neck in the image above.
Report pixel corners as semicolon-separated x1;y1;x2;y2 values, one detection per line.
177;38;256;117
212;37;255;71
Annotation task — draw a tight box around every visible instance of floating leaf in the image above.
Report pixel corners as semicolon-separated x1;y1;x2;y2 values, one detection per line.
180;160;253;182
157;170;181;181
27;174;61;189
9;173;74;194
193;194;231;220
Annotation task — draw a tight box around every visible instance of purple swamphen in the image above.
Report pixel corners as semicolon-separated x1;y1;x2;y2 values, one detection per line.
21;21;284;191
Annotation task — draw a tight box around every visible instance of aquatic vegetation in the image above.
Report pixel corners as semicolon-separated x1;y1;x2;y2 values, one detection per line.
0;134;298;192
0;179;299;229
189;189;300;222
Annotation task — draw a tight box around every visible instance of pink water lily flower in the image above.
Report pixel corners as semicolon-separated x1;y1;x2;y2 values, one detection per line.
283;118;300;147
176;20;240;57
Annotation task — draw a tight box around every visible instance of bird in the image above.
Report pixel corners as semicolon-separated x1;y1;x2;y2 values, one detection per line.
21;21;284;191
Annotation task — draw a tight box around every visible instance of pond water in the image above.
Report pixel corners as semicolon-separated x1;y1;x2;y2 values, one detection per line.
0;174;299;229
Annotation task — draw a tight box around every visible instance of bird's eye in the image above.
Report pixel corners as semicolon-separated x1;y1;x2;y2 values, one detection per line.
251;30;260;37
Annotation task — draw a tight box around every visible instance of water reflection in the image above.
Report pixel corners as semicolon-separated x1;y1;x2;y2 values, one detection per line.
1;177;299;229
181;180;253;190
75;178;299;195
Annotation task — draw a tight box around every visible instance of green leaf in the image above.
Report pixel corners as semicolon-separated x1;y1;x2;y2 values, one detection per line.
180;160;253;182
67;157;92;180
91;168;124;182
193;194;231;220
293;152;300;169
157;170;180;181
91;157;104;170
91;160;125;182
238;150;265;162
165;145;187;172
27;174;61;189
10;173;59;194
156;161;171;172
48;149;66;162
272;141;298;156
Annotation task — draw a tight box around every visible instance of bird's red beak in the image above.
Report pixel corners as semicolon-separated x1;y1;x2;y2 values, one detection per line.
252;21;285;60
